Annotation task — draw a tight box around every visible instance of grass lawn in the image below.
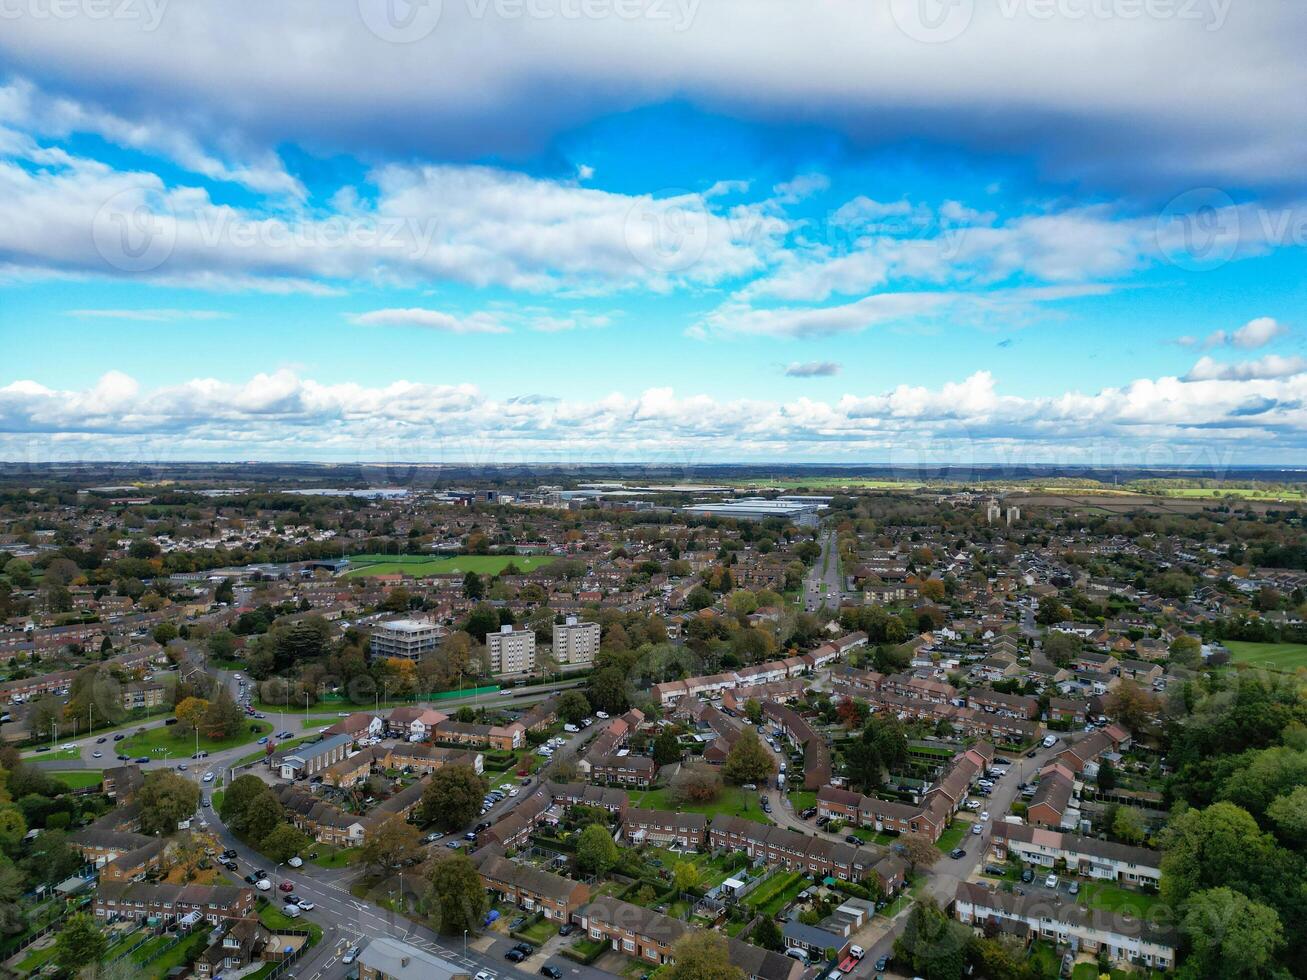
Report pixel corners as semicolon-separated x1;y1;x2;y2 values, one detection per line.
17;941;58;972
630;785;773;825
139;928;212;979
745;870;807;918
935;819;974;852
119;720;272;758
1226;641;1307;672
258;902;323;944
1078;881;1162;918
517;917;558;945
346;554;556;578
51;770;104;789
310;844;360;868
786;790;817;812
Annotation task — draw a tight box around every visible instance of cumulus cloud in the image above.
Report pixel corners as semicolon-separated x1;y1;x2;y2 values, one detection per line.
0;4;1303;194
784;361;841;377
4;365;1307;463
348;308;510;334
1178;317;1290;351
1184;354;1307;382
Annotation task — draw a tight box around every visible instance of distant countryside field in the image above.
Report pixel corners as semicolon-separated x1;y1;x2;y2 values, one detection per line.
1226;641;1307;672
345;554;555;578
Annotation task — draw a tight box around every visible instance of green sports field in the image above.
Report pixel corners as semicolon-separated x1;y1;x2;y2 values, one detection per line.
345;554;555;577
1226;641;1307;671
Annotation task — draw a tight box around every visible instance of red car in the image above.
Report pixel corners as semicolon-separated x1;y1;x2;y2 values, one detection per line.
279;881;294;892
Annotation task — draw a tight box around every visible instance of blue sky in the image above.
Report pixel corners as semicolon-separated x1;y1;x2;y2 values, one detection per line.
1;2;1305;464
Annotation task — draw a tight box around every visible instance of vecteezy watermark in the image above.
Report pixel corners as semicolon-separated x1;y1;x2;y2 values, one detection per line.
357;0;444;43
890;0;1231;43
0;0;168;30
1156;189;1307;273
358;0;699;42
92;184;177;274
623;190;711;275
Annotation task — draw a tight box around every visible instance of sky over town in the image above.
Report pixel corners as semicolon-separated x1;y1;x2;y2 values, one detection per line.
2;0;1306;466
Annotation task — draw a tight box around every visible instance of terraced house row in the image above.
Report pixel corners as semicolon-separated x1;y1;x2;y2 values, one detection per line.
816;742;994;843
648;638;859;706
708;815;906;893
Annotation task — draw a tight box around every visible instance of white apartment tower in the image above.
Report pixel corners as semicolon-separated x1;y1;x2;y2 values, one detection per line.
552;616;601;667
487;624;537;676
370;618;444;661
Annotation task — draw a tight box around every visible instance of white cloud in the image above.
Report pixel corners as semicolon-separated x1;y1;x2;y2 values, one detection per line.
1233;317;1289;349
1184;354;1307;382
348;308;510;334
4;364;1306;463
784;361;841;377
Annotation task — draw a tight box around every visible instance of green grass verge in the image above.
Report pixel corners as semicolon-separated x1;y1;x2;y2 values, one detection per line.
22;746;81;761
345;554;555;578
1077;881;1162;918
119;720;273;758
630;785;773;825
935;819;974;853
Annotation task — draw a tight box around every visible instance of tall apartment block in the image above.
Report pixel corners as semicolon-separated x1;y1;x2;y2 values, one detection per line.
487;624;537;676
551;616;600;667
369;619;444;661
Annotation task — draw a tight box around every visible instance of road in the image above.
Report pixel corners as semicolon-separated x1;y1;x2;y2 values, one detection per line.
848;737;1074;978
199;720;609;980
805;531;844;612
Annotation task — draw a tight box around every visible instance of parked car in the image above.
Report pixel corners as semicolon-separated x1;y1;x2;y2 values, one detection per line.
279;880;294;892
505;949;526;963
288;856;303;867
255;879;271;891
541;967;562;979
971;823;982;835
845;834;860;845
1021;868;1034;883
343;947;360;965
558;923;576;937
949;848;966;859
1045;874;1058;889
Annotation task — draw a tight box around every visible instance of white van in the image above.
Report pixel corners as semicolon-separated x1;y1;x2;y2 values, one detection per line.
1042;734;1058;748
563;723;580;733
255;879;271;891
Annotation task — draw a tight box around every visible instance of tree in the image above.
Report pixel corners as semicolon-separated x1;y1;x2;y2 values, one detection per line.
1036;595;1070;626
221;774;274;831
1097;758;1117;792
587;666;630;715
1169;634;1202;669
241;791;285;844
174;696;210;736
1180;888;1283;979
893;898;967;980
652;730;682;766
665;931;744;980
1160;802;1279;908
0;807;25;849
201;687;245;740
557;690;591;726
1042;630;1081;666
743;699;762;725
669;763;722;805
261;822;311;863
422;851;489;935
672;860;701;891
1111;806;1147;845
360;815;423;874
750;915;783;951
1103;681;1157;730
463;571;484;599
1266;785;1307;846
576;824;619;876
722;731;774;785
418;765;487;832
895;833;941;875
137;771;200;836
54;912;107;973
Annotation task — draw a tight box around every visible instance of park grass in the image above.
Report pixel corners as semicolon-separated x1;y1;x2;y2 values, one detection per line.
119;719;272;759
630;785;773;825
1226;641;1307;672
345;554;556;578
51;770;104;789
17;941;58;972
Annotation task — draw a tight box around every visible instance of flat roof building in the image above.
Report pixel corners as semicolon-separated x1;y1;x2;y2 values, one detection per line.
488;624;536;676
370;619;444;661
